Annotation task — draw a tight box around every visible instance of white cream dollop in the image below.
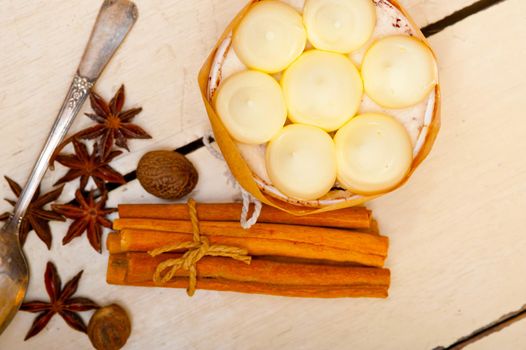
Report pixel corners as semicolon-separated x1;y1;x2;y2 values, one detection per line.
233;0;307;74
361;35;438;109
266;124;337;200
214;70;287;144
303;0;376;53
281;50;363;131
334;113;413;194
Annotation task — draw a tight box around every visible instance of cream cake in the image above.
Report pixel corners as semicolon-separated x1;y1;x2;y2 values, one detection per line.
207;0;439;207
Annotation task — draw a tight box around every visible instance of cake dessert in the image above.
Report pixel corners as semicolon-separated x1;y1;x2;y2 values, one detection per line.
205;0;440;208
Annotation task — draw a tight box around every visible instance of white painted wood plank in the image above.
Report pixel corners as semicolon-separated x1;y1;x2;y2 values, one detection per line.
1;1;526;350
402;0;478;27
465;317;526;350
0;0;245;206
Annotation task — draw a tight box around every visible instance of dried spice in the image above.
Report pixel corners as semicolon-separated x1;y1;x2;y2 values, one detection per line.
4;83;147;343
88;304;131;350
51;85;150;162
50;84;150;193
54;140;125;191
0;177;64;249
83;86;151;157
20;262;99;340
53;190;117;253
137;151;198;200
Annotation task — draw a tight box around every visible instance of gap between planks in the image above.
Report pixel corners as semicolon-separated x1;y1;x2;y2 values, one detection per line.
435;304;526;350
421;0;508;37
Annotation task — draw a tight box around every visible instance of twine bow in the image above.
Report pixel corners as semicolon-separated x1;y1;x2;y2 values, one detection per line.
148;198;252;296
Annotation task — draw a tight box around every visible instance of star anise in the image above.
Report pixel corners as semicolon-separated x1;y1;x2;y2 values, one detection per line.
81;85;151;157
52;190;117;253
50;85;150;163
54;139;126;191
20;261;99;340
0;177;64;249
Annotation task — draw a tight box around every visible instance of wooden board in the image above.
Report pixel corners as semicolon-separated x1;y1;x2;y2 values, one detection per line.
466;317;526;350
1;0;525;349
404;0;478;27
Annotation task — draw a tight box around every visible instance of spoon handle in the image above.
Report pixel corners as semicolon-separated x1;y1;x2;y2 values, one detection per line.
5;0;138;233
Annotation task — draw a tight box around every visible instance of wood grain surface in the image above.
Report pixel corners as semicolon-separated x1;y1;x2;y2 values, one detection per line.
404;0;479;27
465;316;526;350
0;0;525;349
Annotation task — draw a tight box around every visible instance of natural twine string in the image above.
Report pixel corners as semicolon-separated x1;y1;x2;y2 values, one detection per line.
148;198;252;296
203;129;262;229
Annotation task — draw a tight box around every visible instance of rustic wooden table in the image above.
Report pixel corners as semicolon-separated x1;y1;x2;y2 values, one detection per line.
1;0;525;349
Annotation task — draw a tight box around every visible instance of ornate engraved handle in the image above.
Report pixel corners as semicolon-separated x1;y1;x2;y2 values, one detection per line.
5;0;138;232
78;0;138;80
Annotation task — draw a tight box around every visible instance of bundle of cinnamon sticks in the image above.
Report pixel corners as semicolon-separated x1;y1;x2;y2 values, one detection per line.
107;203;391;298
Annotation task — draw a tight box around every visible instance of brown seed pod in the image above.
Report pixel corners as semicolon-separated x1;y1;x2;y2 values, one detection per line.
88;304;131;350
137;150;198;200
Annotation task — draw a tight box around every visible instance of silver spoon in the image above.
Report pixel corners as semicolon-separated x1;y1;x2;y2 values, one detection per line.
0;0;137;334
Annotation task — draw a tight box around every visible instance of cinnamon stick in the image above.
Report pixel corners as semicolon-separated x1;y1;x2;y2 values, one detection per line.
113;220;387;257
107;230;387;266
107;253;390;298
117;279;388;298
118;203;372;230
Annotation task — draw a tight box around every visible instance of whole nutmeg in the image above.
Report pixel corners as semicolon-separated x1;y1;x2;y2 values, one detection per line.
137;150;198;200
88;304;131;350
